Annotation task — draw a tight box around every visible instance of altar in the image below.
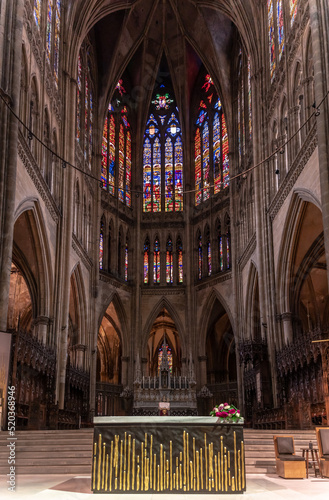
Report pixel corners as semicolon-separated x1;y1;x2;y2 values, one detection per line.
92;416;245;494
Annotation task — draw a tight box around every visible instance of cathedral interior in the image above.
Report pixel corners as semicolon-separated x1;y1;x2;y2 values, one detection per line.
0;0;329;431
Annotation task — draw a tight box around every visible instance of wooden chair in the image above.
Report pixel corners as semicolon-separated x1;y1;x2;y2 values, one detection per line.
315;427;329;477
273;435;306;479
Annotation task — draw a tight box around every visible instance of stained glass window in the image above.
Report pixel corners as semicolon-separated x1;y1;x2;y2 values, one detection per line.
226;232;230;269
100;85;131;205
143;138;152;212
154;238;160;284
76;54;82;142
125;242;128;281
165;137;174;211
268;0;276;82
158;343;173;374
248;58;252;140
144;238;150;284
126;131;131;207
143;80;183;213
118;124;125;202
277;0;284;61
195;129;202;205
34;0;41;27
54;1;61;85
153;137;161;212
166;238;173;284
46;1;52;63
99;219;104;270
195;75;229;204
177;237;183;284
89;88;93;168
222;115;230;188
207;241;212;276
218;222;223;272
290;0;298;26
198;234;202;280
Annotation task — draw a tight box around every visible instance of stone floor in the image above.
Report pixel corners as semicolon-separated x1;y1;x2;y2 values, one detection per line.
0;474;329;499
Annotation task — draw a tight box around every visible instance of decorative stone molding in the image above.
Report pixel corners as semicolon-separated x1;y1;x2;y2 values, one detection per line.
141;287;186;295
18;132;60;223
72;233;93;270
268;125;317;221
99;271;131;292
238;233;256;271
197;385;213;398
195;270;232;291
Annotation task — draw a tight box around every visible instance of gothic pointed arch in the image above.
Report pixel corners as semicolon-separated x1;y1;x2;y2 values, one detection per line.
141;297;186;356
98;292;129;357
244;262;260;340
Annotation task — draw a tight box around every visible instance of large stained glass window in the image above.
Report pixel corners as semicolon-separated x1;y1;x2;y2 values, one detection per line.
277;0;284;61
54;1;61;86
268;0;276;82
195;75;229;205
206;229;212;276
143;85;183;212
76;54;82;143
154;238;160;284
218;221;223;272
144;238;150;284
166;237;173;284
290;0;298;26
177;237;183;284
34;0;41;27
100;88;131;205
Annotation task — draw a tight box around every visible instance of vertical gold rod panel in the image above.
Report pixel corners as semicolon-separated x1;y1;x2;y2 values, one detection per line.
101;445;106;491
166;460;169;489
150;435;153;490
137;459;140;492
186;433;189;491
154;453;157;491
232;476;235;492
127;434;131;491
217;451;221;491
225;453;228;492
123;432;127;492
196;450;200;491
214;455;218;491
208;443;213;487
160;444;163;491
110;441;113;492
114;435;119;490
120;440;123;490
183;431;186;490
180;463;183;489
93;442;97;490
204;433;208;491
97;434;102;491
132;439;135;491
105;454;109;491
190;461;193;490
141;442;144;491
234;431;237;491
221;436;224;492
193;437;196;486
241;441;245;489
157;464;160;491
200;448;203;491
176;457;179;490
146;457;150;491
170;440;173;491
164;451;166;490
229;470;231;487
238;450;241;491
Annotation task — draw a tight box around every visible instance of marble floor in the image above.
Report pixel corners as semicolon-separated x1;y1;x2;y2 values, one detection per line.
0;474;329;500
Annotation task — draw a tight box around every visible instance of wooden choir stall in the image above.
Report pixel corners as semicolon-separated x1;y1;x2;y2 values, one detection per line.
92;416;246;494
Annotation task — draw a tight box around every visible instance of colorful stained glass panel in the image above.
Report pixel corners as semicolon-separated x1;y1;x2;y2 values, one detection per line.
143;139;152;212
202;121;210;201
118;124;125;202
125;131;131;207
153;138;161;212
165;137;174;212
174;137;183;211
195;129;202;205
222;115;229;188
278;0;285;61
268;0;276;82
213;113;221;193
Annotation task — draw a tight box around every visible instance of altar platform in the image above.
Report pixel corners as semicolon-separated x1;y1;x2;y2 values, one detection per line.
92;416;246;494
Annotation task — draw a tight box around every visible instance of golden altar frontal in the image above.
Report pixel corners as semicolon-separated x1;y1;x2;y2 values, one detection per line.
92;416;245;494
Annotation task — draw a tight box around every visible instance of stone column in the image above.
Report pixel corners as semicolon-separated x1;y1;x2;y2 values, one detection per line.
281;312;293;344
198;355;207;388
309;0;329;290
121;356;129;386
0;0;24;331
33;316;51;344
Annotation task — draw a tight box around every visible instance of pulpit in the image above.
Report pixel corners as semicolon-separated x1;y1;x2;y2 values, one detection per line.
92;416;245;494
